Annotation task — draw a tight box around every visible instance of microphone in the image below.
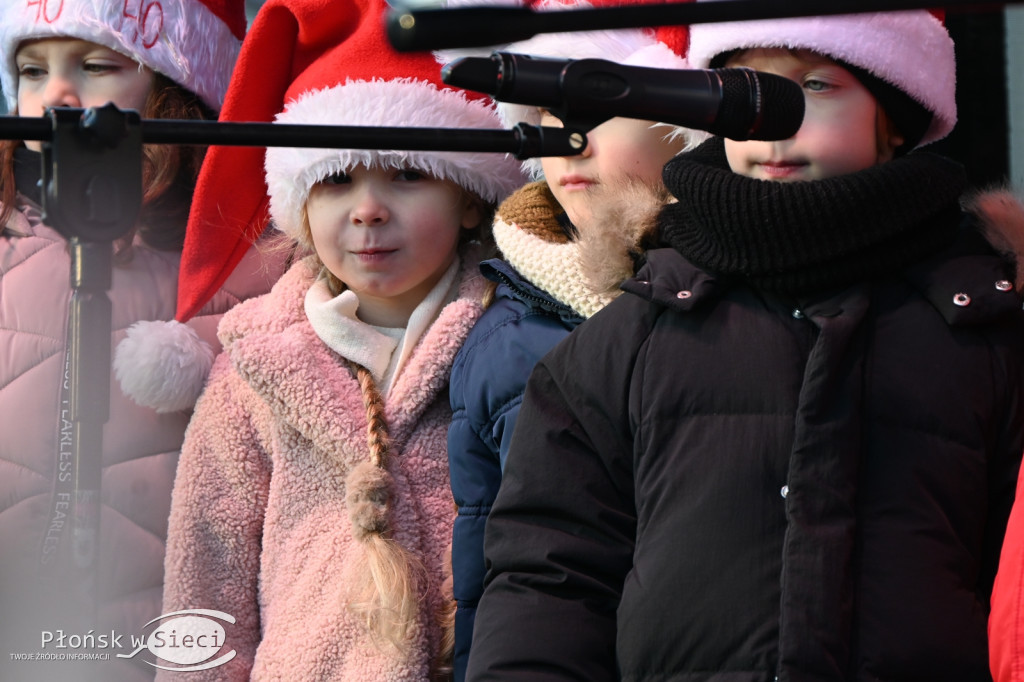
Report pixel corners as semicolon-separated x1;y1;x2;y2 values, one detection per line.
441;53;805;141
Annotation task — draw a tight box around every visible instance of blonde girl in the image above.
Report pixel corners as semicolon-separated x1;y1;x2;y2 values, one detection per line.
157;0;525;679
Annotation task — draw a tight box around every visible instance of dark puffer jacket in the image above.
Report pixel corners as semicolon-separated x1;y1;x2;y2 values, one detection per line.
467;202;1024;680
468;229;1024;679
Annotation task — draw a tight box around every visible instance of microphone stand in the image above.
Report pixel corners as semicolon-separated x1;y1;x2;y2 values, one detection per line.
2;114;586;157
0;105;586;630
386;0;1020;52
35;106;143;645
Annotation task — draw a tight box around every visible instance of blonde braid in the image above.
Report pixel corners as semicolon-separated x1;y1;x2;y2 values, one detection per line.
344;361;426;658
355;363;391;468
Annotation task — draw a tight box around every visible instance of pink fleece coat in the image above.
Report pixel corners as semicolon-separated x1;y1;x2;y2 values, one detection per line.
0;197;282;681
160;251;488;681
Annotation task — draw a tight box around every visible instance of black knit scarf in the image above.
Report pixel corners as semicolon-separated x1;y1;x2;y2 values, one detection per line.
659;137;968;295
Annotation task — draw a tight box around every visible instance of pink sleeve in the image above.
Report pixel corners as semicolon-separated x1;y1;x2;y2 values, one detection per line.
156;354;273;682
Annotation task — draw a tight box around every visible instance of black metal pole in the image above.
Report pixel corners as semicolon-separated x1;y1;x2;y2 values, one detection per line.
36;106;143;631
385;0;1017;52
0;116;587;159
66;238;111;612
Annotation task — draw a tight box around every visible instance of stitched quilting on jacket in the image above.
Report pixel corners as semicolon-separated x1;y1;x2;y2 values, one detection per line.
160;251;488;681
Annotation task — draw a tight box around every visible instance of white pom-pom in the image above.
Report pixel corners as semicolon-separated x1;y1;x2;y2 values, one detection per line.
114;320;215;413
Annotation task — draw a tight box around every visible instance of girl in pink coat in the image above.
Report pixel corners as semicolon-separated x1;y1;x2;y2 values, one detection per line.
156;0;526;679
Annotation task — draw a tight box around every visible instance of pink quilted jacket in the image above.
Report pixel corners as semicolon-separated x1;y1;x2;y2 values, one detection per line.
159;253;487;681
0;197;282;681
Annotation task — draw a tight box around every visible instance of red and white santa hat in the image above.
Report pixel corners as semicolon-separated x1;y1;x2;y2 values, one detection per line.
115;0;526;412
1;0;246;111
687;7;956;148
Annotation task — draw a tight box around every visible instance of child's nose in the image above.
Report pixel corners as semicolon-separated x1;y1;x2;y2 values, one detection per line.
349;188;389;226
577;136;593;158
41;74;82;109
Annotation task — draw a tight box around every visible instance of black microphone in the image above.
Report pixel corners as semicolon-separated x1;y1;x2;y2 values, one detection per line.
441;52;805;141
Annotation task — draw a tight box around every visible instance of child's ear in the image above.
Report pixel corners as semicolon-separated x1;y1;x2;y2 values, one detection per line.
460;196;483;230
888;131;906;152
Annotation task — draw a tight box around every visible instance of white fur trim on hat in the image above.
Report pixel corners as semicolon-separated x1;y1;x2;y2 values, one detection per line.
687;11;956;146
265;79;527;242
1;0;241;111
114;320;215;412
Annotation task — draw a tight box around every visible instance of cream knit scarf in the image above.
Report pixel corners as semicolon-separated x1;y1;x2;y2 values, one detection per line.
493;181;618;319
303;257;461;396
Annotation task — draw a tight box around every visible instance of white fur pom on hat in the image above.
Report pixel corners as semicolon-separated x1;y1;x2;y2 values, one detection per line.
114;320;215;413
687;9;956;147
1;0;246;111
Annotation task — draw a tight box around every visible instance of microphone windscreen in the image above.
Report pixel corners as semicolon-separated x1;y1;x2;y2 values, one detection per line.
713;69;804;141
751;71;805;141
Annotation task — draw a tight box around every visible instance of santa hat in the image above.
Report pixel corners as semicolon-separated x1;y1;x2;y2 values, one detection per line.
115;0;526;412
1;0;246;111
687;7;956;148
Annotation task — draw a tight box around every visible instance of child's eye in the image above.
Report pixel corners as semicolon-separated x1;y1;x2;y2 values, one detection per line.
83;62;121;74
321;172;351;185
17;65;45;80
394;170;425;182
803;78;833;93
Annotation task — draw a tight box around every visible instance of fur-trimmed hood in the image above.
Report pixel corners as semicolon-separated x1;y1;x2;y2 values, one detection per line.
966;188;1024;293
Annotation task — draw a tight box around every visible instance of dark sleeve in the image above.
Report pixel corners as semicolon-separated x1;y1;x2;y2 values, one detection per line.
466;304;645;682
448;302;576;682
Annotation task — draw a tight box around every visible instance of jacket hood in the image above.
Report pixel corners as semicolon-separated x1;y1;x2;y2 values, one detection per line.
965;188;1024;293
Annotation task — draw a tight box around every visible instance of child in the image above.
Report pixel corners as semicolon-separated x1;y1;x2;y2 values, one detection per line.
444;2;700;678
156;0;526;679
0;1;279;679
466;9;1024;682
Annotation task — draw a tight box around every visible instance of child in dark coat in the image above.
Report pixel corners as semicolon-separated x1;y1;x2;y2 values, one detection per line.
466;8;1024;681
